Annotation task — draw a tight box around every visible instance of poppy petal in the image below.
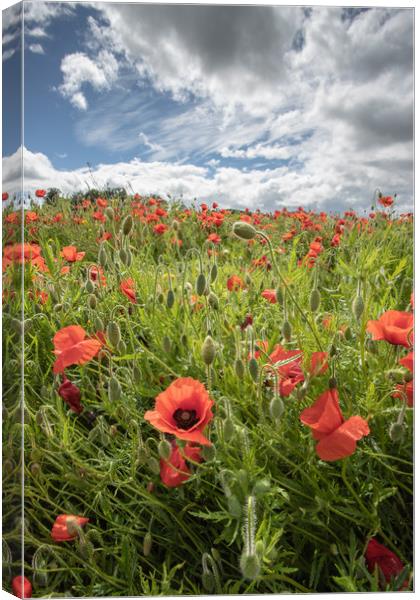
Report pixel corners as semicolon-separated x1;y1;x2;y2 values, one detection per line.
315;416;370;461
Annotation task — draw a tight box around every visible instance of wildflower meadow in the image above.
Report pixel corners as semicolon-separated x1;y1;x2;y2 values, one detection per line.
2;190;413;596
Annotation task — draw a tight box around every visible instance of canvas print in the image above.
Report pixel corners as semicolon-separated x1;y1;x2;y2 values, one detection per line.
2;2;414;597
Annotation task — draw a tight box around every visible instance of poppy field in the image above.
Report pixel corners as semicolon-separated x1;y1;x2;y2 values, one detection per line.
2;191;414;596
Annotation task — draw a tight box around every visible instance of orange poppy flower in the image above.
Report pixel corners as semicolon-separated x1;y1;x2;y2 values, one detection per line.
120;278;136;303
160;442;202;487
52;325;103;374
366;310;413;348
227;275;245;291
300;388;370;461
261;289;277;304
153;223;168;235
51;514;89;542
144;377;214;445
61;245;86;262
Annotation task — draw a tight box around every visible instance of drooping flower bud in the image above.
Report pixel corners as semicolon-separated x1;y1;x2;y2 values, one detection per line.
282;320;292;341
389;422;405;442
122;215;133;236
202;335;216;365
85;279;95;294
87;294;97;309
232;221;257;240
105;206;114;220
108;376;122;402
208;292;219;309
133;365;141;384
310;288;321;312
98;244;108;267
248;357;259;382
143;531;152;556
119;248;128;265
118;340;127;354
223;418;235;442
107;321;121;347
196;272;207;296
275;287;283;305
147;457;161;475
210;263;218;283
94;316;104;331
235;358;245;379
352;294;364;321
201;444;216;461
158;438;172;460
253;479;271;496
166;289;175;309
269;395;284;421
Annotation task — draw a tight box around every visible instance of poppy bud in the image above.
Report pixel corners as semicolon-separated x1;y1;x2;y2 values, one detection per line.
143;532;152;556
85;279;95;294
94;316;104;331
133;365;141;383
202;335;216;365
253;479;271;496
269;396;284;420
162;336;172;354
310;289;321;312
136;445;149;465
119;248;128;265
196;272;207;296
210;263;218;282
227;495;242;518
223;418;235;441
389;422;405;442
98;244;107;267
282;320;292;341
105;207;114;220
166;289;175;309
108;376;122;402
344;326;352;341
122;215;133;236
157;291;164;304
208;292;219;309
232;221;257;240
202;444;216;461
172;219;179;231
117;340;127;354
158;439;172;460
147;457;160;475
87;294;97;309
248;357;259;382
275;287;283;304
107;321;121;347
240;554;261;580
181;333;188;347
235;358;245;379
201;555;215;592
59;377;83;414
126;249;133;267
352;294;364;320
3;459;15;474
11;318;23;335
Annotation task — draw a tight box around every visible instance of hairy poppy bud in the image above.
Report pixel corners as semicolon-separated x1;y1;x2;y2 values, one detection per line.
240;554;261;580
235;358;245;379
118;340;127;354
107;321;121;347
166;289;175;309
162;336;172;354
85;279;95;293
105;207;114;220
269;396;284;420
223;418;235;441
11;318;22;335
31;462;42;477
158;439;172;460
389;422;405;442
119;248;128;265
208;292;219;309
98;244;107;267
282;320;292;341
172;219;179;231
122;215;133;236
352;294;364;320
137;445;149;465
94;316;104;331
147;456;160;475
210;263;218;283
310;289;321;312
109;376;122;402
202;443;216;461
143;531;152;556
157;291;164;304
87;294;97;309
202;335;216;365
196;272;207;296
233;221;257;240
248;357;259;382
201;555;215;592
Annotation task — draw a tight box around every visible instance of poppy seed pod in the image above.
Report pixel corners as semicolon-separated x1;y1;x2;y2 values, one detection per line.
87;294;97;309
352;294;364;320
202;335;216;365
248;357;259;382
196;272;207;296
166;289;175;309
105;207;114;220
109;376;122;402
282;320;292;341
143;532;152;556
122;215;133;236
232;221;257;240
344;326;352;341
310;289;321;312
107;321;121;347
235;358;245;379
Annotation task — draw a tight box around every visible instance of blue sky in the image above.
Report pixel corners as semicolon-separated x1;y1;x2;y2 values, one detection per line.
2;2;414;212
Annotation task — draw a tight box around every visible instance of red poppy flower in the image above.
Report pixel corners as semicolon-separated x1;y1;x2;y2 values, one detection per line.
207;233;221;244
2;243;48;272
93;211;106;222
25;211;38;223
51;515;89;542
144;377;214;445
160;442;202;487
53;213;64;223
153;223;168;235
53;325;103;374
61;246;86;262
120;278;136;303
227;275;245;291
212;202;218;209
262;289;277;304
90;265;107;287
2;192;9;202
12;576;32;598
96;197;107;208
365;539;406;587
393;351;414;407
35;189;46;198
58;375;83;414
269;345;305;397
300;388;370;461
378;195;394;207
366;310;413;348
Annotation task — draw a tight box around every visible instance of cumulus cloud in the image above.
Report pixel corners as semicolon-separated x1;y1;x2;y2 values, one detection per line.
2;146;413;214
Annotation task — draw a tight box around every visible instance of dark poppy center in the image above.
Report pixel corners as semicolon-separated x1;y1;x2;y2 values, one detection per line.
173;409;199;430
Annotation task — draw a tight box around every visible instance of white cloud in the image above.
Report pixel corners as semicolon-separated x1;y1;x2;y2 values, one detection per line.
58;50;119;110
28;43;45;55
26;26;48;38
